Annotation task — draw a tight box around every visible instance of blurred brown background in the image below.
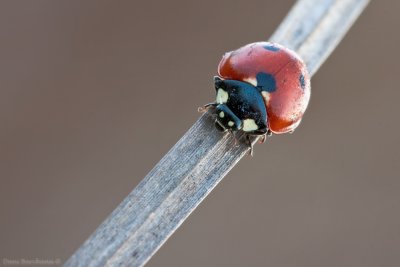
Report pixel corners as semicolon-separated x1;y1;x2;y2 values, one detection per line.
1;0;399;266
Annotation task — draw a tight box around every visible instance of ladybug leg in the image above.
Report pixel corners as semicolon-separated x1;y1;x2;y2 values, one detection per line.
198;103;217;113
258;130;272;143
259;134;267;144
204;102;217;108
245;135;254;157
232;132;241;146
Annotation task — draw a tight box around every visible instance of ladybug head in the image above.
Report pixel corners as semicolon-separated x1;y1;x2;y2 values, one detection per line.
212;76;269;135
213;76;243;132
214;104;242;132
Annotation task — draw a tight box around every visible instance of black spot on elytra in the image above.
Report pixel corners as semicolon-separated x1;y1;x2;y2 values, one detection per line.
299;74;306;89
263;44;280;52
256;72;276;92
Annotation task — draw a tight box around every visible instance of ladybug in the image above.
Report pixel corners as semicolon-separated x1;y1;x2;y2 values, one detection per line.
202;42;311;153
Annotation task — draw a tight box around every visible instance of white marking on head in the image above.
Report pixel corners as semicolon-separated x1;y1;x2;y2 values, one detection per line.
228;121;234;127
242;119;258;132
261;91;271;104
243;77;257;87
219;111;225;118
216;88;228;104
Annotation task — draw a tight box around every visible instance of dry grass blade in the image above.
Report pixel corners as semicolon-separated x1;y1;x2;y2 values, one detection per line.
64;0;369;266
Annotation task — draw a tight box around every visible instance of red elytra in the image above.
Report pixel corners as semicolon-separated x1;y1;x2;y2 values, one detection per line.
218;42;311;134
